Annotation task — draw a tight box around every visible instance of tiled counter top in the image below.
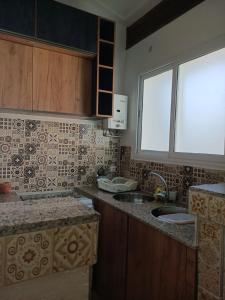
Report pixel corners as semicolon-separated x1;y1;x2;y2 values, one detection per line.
190;182;225;198
0;195;99;236
0;194;99;288
189;182;225;299
77;186;196;249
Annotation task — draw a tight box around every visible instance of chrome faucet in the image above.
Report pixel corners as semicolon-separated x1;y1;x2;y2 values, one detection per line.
144;170;169;202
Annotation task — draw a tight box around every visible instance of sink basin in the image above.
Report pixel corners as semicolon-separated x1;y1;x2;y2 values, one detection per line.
151;206;195;224
151;206;187;217
113;192;154;204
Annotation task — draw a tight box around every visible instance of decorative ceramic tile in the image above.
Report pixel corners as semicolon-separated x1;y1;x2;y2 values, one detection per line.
198;287;222;300
197;218;223;297
208;196;223;225
198;218;222;246
0;238;5;287
198;265;221;297
219;201;225;226
189;191;209;217
0;116;120;192
120;146;225;204
5;230;53;285
53;222;98;273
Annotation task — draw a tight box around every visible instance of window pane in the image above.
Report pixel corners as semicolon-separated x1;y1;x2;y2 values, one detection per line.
175;48;225;155
141;70;173;151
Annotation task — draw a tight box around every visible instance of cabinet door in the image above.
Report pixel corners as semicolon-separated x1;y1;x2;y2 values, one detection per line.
0;0;35;37
75;58;92;116
33;47;92;115
0;39;32;110
37;0;97;53
92;199;128;300
126;217;196;300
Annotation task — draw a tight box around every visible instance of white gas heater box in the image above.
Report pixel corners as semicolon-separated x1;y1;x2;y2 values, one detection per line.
103;94;128;130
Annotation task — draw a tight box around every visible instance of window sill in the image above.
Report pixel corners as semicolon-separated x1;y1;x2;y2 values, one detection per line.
133;151;225;171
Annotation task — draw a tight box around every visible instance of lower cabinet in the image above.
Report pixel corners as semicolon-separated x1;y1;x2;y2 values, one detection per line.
127;217;197;300
92;198;197;300
92;198;128;300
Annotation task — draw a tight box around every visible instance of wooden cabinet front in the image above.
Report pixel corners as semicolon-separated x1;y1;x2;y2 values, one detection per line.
126;217;197;300
33;47;92;115
92;199;128;300
0;39;32;110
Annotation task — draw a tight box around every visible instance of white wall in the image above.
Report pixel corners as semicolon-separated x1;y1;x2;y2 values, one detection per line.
122;0;225;148
56;0;126;93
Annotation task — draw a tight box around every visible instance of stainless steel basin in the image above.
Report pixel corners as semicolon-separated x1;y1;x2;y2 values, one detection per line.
151;206;187;217
151;206;195;224
113;192;154;204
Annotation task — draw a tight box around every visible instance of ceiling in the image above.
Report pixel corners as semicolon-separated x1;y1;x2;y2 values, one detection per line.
95;0;162;25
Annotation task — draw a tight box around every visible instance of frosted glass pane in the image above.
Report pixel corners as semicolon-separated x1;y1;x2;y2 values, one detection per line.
141;70;173;151
175;48;225;155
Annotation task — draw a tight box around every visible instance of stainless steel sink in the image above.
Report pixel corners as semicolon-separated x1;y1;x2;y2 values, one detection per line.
151;206;187;217
113;192;154;204
151;206;195;224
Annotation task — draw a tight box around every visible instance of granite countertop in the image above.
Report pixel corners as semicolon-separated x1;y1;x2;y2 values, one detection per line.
0;192;20;203
190;182;225;198
77;186;197;249
0;196;99;236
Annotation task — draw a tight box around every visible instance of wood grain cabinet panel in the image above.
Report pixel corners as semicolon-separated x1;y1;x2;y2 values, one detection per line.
33;47;92;115
75;58;92;116
0;39;32;110
126;217;197;300
91;199;197;300
92;199;128;300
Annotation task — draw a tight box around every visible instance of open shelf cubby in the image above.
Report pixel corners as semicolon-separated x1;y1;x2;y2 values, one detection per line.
99;42;114;67
98;92;113;116
93;17;115;117
99;67;113;91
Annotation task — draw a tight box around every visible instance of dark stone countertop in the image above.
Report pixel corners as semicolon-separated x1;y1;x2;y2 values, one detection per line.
190;183;225;198
0;192;21;203
77;186;197;249
0;195;99;236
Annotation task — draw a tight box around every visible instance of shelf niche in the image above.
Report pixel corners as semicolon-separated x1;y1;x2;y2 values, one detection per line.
99;18;115;42
98;92;113;116
99;67;113;91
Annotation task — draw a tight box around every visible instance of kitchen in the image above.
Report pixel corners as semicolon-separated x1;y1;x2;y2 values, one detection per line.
0;0;225;300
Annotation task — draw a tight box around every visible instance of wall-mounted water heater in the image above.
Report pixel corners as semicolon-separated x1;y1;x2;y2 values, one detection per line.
103;94;128;130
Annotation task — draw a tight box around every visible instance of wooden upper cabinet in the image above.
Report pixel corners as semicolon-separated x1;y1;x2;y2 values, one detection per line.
74;58;92;115
33;47;92;115
0;39;32;110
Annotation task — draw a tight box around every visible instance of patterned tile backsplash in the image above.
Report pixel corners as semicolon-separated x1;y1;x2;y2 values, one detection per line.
120;146;225;204
1;113;224;204
0;114;120;192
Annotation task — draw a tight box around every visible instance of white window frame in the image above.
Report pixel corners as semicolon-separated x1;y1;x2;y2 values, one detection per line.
135;37;225;170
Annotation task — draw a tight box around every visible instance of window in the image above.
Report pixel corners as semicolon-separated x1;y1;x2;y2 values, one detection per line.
141;70;173;152
138;46;225;168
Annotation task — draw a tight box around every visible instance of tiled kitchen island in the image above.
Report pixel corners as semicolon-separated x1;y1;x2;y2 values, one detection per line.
0;194;99;300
